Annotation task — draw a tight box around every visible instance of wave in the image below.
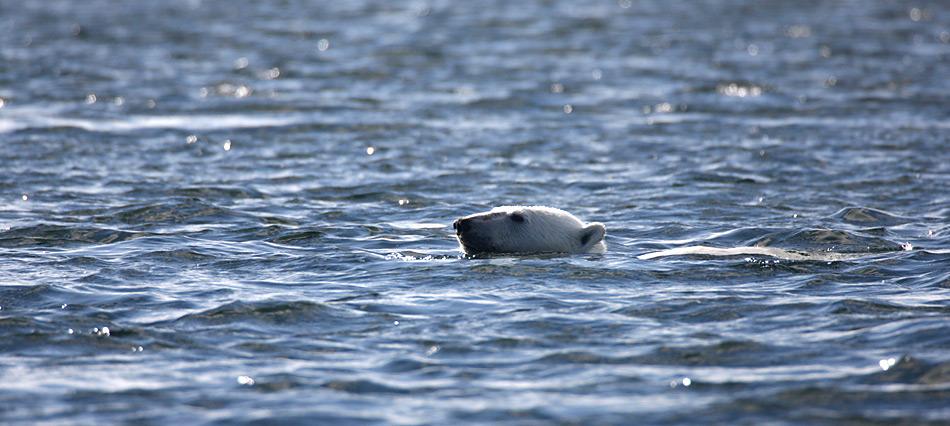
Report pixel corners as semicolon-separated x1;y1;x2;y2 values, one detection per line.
0;224;148;248
161;300;356;328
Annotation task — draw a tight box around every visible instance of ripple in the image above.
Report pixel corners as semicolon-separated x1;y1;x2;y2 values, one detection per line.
322;379;412;395
861;356;950;386
101;198;250;227
832;207;914;227
0;224;147;248
164;300;362;329
630;341;800;367
750;228;905;253
826;299;922;316
267;229;326;246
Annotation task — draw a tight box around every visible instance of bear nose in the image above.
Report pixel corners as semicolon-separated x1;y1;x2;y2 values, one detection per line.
454;218;471;234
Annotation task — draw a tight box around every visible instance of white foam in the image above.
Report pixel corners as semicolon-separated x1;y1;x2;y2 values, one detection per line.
0;106;301;133
638;245;868;261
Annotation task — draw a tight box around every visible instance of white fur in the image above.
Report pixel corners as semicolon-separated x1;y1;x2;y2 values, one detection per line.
454;206;606;254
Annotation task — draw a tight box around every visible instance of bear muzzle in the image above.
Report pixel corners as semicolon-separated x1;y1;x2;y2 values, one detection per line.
453;218;472;234
453;217;495;253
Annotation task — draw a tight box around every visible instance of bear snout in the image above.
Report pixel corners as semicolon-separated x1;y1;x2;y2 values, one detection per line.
453;218;472;234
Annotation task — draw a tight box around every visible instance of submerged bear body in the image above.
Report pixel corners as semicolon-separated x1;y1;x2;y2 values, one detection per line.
453;206;606;255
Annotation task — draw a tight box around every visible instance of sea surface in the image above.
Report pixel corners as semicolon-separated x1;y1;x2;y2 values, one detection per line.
1;0;949;424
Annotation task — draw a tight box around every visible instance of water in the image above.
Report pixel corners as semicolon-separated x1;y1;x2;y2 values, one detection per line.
2;0;949;424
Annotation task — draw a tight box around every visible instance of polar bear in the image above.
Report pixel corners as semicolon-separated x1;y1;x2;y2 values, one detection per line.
453;206;606;254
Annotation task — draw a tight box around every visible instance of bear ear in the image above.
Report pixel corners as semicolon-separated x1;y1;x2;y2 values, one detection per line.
579;222;606;248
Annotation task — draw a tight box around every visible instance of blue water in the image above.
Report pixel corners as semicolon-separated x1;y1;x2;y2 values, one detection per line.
2;0;949;424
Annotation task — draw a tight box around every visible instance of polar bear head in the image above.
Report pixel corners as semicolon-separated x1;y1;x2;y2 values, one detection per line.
453;206;606;255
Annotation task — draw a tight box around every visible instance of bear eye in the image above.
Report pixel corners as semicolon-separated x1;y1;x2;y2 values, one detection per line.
509;213;525;223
